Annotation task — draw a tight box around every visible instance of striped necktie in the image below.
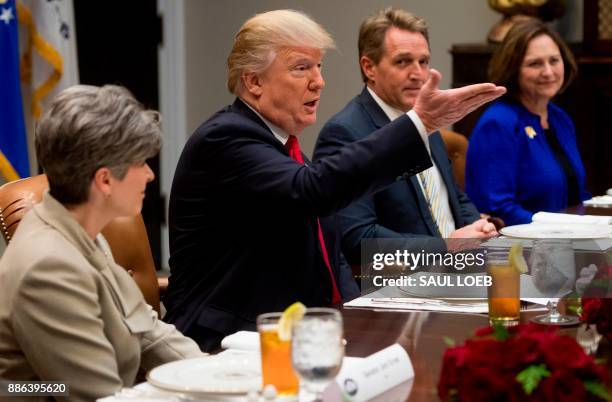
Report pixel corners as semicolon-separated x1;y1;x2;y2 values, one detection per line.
419;168;453;238
285;135;342;304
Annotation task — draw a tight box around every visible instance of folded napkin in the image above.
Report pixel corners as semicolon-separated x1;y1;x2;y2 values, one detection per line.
532;212;611;225
220;330;260;351
584;195;612;207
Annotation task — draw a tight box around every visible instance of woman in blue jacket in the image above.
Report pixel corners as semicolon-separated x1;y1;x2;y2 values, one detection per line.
466;20;589;226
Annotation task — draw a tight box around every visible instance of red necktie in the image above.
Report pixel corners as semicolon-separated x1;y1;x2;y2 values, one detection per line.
285;135;342;304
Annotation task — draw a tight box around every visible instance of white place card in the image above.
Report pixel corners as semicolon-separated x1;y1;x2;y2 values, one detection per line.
334;344;414;402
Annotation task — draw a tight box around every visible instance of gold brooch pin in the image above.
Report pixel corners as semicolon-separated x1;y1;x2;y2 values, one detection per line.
524;126;537;139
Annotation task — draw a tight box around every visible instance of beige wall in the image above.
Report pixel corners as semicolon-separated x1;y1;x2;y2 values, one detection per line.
180;0;581;157
183;0;500;157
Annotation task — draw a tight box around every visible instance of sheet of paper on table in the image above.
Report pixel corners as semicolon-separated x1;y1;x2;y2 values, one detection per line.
346;278;550;313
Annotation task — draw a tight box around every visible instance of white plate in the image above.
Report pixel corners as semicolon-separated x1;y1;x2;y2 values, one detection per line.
500;223;612;239
147;355;261;395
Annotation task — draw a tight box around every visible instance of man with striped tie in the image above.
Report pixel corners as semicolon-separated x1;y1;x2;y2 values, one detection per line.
314;8;498;267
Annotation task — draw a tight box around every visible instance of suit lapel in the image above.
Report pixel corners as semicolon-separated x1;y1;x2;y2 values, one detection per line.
359;88;440;236
230;98;292;157
35;192;138;316
357;88;390;129
233;101;328;279
229;98;270;131
36;193;108;270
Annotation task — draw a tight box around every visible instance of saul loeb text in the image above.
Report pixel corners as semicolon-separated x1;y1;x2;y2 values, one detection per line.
372;274;492;287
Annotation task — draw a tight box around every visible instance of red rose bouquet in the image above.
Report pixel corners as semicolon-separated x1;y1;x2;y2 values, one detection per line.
580;264;612;341
438;324;610;402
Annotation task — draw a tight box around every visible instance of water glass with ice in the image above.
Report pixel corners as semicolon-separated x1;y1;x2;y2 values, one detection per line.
291;308;344;401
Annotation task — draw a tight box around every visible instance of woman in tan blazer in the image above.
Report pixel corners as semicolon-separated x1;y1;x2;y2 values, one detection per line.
0;85;202;401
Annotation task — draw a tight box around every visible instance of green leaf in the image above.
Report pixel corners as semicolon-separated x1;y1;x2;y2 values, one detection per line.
584;381;612;401
516;364;550;395
595;358;607;365
493;324;510;341
570;305;582;316
442;336;456;347
565;297;581;315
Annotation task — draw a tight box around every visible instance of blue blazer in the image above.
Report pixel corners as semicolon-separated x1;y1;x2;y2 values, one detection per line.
164;98;432;350
466;99;589;226
313;88;480;265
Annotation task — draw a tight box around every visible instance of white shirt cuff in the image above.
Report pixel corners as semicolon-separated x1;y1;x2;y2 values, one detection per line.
407;109;430;153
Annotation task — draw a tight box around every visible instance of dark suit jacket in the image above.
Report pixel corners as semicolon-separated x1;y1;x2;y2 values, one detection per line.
164;98;431;350
313;88;480;265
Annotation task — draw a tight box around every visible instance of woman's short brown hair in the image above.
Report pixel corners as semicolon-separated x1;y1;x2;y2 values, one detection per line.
35;85;162;205
488;19;577;100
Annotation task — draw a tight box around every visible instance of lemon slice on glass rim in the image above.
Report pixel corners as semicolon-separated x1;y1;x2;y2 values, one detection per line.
509;243;528;274
277;302;306;341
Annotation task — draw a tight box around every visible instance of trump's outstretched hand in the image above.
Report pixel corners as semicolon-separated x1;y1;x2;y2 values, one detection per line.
413;69;506;134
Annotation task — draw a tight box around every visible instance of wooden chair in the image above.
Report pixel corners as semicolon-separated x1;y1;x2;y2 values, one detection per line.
439;129;504;230
0;174;162;314
439;128;469;191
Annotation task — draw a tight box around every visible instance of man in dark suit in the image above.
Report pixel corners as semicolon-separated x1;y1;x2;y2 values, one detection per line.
314;8;498;266
164;9;505;351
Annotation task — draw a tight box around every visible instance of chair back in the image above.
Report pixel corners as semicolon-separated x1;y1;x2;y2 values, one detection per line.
439;129;468;191
0;174;161;314
437;131;505;230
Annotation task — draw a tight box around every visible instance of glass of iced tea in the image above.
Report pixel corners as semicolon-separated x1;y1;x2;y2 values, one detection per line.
487;251;520;326
257;312;299;396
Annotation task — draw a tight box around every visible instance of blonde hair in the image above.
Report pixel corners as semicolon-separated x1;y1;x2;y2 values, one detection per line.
227;9;335;95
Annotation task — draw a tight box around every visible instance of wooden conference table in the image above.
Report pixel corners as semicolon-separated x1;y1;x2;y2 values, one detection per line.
565;204;612;216
338;204;611;402
340;307;611;402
